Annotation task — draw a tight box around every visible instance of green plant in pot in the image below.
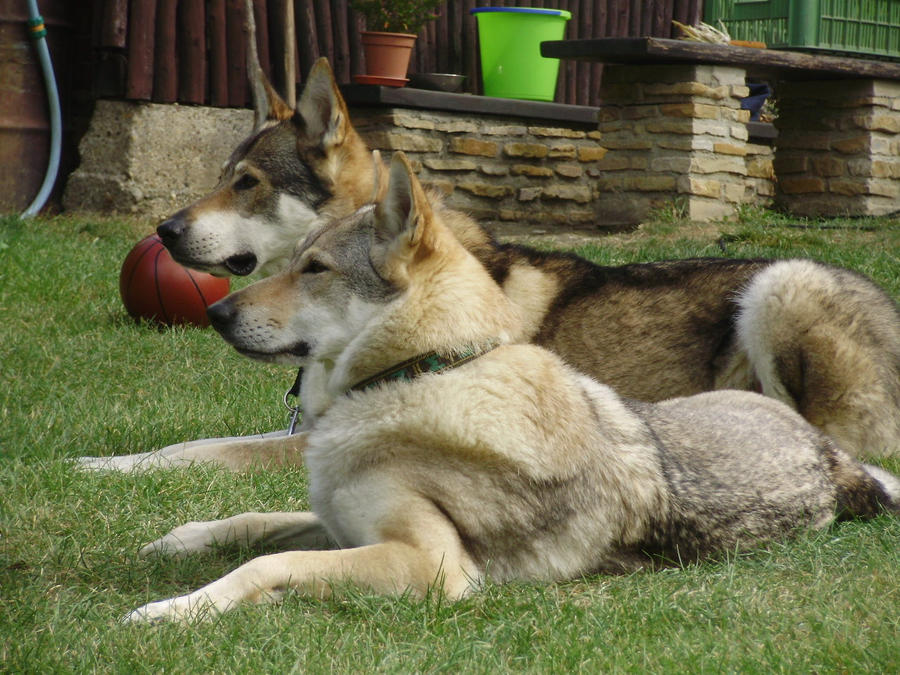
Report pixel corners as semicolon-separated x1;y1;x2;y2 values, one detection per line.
351;0;444;85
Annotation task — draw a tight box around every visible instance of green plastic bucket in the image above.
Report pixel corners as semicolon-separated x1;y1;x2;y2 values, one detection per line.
471;7;572;101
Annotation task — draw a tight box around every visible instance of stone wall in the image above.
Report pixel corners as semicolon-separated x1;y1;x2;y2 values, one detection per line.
352;108;610;227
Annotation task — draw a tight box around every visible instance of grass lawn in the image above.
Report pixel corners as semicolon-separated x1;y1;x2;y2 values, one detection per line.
1;209;898;673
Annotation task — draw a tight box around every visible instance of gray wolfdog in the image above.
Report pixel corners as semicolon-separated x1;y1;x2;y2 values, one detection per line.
126;153;900;622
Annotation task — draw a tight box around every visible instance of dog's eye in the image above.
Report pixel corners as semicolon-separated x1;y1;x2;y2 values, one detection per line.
233;174;259;191
302;259;329;274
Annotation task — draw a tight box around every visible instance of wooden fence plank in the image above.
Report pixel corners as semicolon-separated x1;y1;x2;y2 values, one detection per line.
616;1;630;39
462;0;478;92
225;0;247;107
348;7;364;79
314;1;334;74
642;0;654;36
266;0;287;99
330;0;351;83
125;0;155;100
654;0;672;37
437;4;449;74
179;0;206;103
629;0;642;36
686;0;702;28
577;0;593;105
563;0;577;104
100;0;128;48
208;0;228;106
425;18;438;74
295;0;319;81
253;0;272;79
154;0;178;102
447;1;462;78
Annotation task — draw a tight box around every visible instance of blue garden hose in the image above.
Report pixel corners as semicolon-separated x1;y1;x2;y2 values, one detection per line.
20;0;61;218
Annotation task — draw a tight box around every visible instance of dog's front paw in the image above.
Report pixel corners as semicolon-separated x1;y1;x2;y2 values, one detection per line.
123;599;178;624
124;596;207;623
139;522;216;558
124;591;233;623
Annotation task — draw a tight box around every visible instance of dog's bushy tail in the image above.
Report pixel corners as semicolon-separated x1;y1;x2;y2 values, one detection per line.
735;259;900;460
860;463;900;515
825;439;900;518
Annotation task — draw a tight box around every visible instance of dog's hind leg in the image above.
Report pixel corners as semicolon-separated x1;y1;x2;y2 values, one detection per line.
736;260;900;459
74;430;307;472
139;511;336;558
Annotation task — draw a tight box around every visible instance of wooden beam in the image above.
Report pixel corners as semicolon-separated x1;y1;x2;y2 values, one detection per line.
542;37;900;80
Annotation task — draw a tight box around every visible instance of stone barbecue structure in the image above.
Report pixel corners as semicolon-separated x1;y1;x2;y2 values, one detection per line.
544;37;900;221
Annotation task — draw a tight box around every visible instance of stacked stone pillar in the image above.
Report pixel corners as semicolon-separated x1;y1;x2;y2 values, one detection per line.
596;64;758;223
773;79;900;216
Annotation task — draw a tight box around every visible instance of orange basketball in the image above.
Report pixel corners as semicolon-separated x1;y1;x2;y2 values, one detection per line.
119;234;230;327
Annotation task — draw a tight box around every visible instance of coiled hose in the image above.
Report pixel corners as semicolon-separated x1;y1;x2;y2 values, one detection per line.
20;0;61;218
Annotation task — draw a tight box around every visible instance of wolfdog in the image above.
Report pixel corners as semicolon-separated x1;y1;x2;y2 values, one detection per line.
125;153;900;622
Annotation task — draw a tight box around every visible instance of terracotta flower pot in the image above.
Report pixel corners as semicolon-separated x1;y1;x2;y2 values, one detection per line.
359;31;417;84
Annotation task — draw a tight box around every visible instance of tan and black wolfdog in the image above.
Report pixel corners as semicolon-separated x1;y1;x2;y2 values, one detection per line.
125;153;900;622
78;26;900;472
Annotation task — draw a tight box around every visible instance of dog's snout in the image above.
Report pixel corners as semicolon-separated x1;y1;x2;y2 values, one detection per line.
157;215;186;247
207;298;237;332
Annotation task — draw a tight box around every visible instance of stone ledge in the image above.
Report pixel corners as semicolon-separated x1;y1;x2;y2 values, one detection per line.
341;85;601;125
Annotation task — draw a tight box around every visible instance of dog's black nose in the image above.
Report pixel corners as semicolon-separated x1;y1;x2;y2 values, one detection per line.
206;298;236;332
157;215;185;247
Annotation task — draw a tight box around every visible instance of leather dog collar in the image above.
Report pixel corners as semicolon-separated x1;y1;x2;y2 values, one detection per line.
349;340;500;393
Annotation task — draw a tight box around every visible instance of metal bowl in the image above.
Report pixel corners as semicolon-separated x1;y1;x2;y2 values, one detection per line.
408;73;466;92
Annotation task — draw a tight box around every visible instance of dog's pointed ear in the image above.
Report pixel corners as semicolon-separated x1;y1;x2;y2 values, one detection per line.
296;58;351;150
375;152;434;255
245;0;294;127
